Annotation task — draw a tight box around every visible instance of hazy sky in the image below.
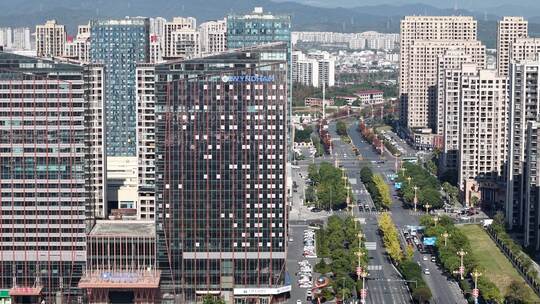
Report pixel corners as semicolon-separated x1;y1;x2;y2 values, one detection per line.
273;0;540;10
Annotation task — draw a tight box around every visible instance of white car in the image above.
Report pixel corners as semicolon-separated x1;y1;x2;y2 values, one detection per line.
297;300;302;304
423;269;431;275
422;256;429;261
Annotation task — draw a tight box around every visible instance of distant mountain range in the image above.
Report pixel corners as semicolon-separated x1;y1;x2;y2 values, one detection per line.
1;0;540;48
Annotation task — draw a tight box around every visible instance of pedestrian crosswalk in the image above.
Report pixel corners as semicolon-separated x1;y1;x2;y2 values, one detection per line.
365;242;377;250
359;209;392;215
367;264;382;271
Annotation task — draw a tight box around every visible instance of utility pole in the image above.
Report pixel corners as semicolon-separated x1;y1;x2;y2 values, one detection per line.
471;270;482;304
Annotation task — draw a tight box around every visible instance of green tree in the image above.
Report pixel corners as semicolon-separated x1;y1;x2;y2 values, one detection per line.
478;276;503;303
308;164;319;183
442;182;459;205
202;295;226;304
493;212;505;229
305;185;317;204
406;244;415;261
470;196;479;207
360;167;373;183
373;174;392;208
425;159;437;176
294;126;313;143
505;280;531;304
412;286;432;303
378;213;403;263
336;120;348;136
419;187;443;209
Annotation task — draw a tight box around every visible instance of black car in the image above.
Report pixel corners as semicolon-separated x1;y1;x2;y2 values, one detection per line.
311;208;322;213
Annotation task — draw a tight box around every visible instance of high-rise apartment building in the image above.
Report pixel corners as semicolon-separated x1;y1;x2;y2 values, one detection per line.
523;121;540;250
497;16;528;77
0;28;13;49
149;34;163;63
399;16;478;129
438;50;476;171
154;43;289;302
292;50;335;88
64;24;91;62
36;20;66;57
12;27;32;51
199;19;227;56
452;65;507;204
84;64;107;221
150;17;167;39
507;57;540;230
0;52;104;303
405;40;485;130
510;37;540;64
90;18;149;157
135;63;156;220
163;17;199;60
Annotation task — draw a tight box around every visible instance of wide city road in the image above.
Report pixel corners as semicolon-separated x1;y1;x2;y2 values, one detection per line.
329;122;412;304
346;121;466;304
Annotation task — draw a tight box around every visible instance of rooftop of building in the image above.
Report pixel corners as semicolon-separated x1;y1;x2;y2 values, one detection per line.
0;51;84;73
89;220;155;237
156;42;288;66
228;7;291;20
357;89;384;95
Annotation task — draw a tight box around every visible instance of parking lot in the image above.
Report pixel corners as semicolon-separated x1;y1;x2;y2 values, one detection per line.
287;223;319;303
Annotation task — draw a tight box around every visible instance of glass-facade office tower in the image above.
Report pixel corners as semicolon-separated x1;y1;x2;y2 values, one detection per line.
90;18;149;156
226;8;291;50
155;43;289;303
227;8;293;156
0;53;89;302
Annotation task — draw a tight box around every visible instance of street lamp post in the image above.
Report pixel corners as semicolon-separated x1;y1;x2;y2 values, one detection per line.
424;203;431;215
407;176;412;186
456;249;468;280
471;270;482;304
433;216;439;226
356;232;368;304
441;231;451;247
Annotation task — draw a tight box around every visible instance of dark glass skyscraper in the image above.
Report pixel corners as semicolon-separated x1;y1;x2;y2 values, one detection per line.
227;8;293;155
154;43;289;303
226;7;291;51
90;18;149;156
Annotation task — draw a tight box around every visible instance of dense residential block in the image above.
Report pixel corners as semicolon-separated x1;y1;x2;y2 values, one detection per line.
497;16;528;77
399;16;478;130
